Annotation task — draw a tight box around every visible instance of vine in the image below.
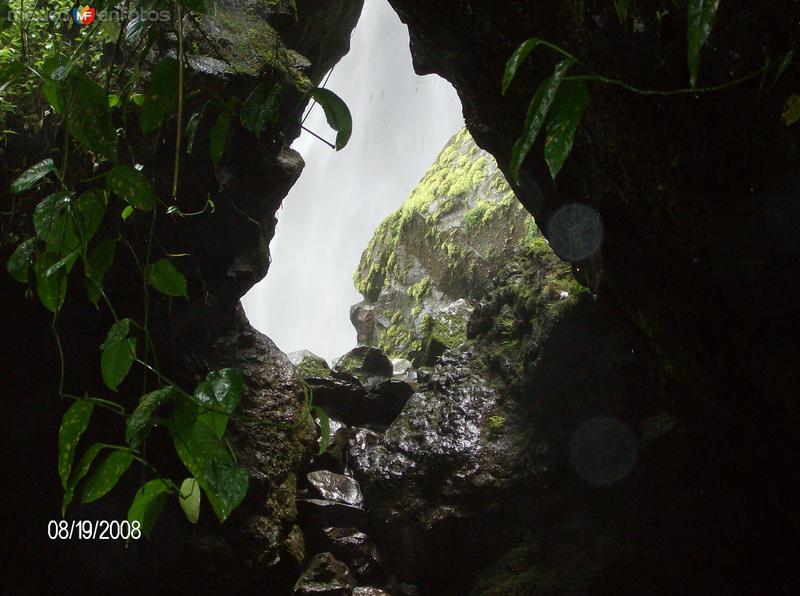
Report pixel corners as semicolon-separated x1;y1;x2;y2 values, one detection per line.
3;0;347;535
504;0;797;182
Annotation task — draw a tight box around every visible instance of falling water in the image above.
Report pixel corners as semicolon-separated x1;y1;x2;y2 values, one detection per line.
242;0;464;363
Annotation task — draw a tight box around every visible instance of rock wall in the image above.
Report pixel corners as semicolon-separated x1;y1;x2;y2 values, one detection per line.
0;0;363;591
385;0;800;582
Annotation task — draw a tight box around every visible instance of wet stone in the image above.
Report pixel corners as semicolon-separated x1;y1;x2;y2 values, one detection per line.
322;527;384;582
353;588;391;596
294;552;355;595
307;470;364;507
333;346;394;385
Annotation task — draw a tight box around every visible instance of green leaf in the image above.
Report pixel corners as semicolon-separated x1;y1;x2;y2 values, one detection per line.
67;74;118;161
128;479;171;539
35;251;68;313
126;387;174;449
194;369;244;438
45;250;79;279
241;83;283;137
168;396;249;522
106;166;156;211
308;88;353;150
140;58;179;133
510;58;574;183
108;94;121;108
121;205;134;220
502;38;542;95
10;159;56;194
62;443;106;515
71;189;107;249
210;111;231;166
773;50;795;87
178;477;201;524
101;319;137;391
687;0;721;88
81;449;134;504
42;80;64;114
145;258;188;298
311;405;330;456
84;238;116;306
544;80;590;180
58;400;94;489
614;0;631;22
7;237;37;283
33;192;75;251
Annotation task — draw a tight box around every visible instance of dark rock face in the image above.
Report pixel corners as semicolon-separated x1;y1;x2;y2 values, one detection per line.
301;346;414;429
294;552;356;595
379;0;800;590
0;0;364;592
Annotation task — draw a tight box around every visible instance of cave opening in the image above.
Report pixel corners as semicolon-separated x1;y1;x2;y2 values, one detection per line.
241;0;464;364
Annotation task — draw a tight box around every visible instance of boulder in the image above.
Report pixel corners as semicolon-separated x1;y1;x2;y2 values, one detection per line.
350;128;536;366
305;366;413;429
307;470;364;507
294;553;355;595
290;350;333;379
333;346;394;385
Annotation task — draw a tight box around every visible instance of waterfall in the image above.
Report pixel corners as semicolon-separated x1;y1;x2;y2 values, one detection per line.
242;0;464;363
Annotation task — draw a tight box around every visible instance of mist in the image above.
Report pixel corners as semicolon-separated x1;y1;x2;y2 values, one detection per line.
241;0;464;363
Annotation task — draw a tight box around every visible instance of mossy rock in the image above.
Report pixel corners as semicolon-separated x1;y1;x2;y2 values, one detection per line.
288;350;331;379
333;346;394;383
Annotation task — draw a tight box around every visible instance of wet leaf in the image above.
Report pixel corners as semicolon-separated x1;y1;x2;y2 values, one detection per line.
510;58;574;182
687;0;721;88
127;387;174;449
106;166;156;211
84;238;116;305
127;479;171;539
308;88;352;150
81;449;134;503
168;396;248;522
145;258;188;298
34;251;68;312
193;369;243;438
7;237;37;283
241;83;283;136
101;319;137;390
10;159;56;194
62;443;106;515
544;80;590;179
33;192;75;251
502;37;543;95
68;74;118;161
58;400;94;489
